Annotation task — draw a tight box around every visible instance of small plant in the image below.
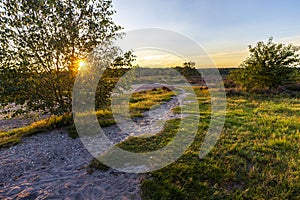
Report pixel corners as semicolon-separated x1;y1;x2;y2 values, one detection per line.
87;158;110;174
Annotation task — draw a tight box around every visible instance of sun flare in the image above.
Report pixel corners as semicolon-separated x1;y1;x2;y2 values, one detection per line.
78;60;86;70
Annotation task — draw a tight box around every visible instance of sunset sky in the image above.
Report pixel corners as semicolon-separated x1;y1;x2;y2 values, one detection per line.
112;0;300;68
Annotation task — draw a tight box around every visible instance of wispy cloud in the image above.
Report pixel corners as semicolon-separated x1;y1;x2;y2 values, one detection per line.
132;48;251;68
279;35;300;46
209;49;249;68
133;49;186;68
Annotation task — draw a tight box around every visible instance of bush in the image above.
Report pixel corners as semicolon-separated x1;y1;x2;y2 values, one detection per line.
229;38;300;91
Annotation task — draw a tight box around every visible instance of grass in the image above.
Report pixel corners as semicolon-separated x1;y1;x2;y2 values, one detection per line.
3;85;299;199
115;87;300;199
0;114;73;147
0;87;175;148
117;118;181;153
129;88;176;117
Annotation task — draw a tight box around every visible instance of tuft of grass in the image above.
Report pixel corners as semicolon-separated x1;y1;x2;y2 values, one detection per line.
129;88;175;118
0;114;72;147
117;119;181;153
87;158;110;173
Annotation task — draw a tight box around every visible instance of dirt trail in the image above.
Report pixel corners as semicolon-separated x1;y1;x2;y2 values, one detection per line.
0;88;192;199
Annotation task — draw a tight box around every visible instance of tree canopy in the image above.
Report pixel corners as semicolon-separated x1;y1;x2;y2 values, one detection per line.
229;37;300;90
0;0;131;115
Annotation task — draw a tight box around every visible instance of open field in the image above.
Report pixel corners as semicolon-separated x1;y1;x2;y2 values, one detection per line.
0;86;299;199
118;87;300;199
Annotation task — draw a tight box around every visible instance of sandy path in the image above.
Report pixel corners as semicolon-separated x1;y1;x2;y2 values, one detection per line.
0;130;142;199
0;88;191;199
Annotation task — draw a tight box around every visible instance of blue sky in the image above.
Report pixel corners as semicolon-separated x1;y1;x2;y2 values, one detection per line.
112;0;300;67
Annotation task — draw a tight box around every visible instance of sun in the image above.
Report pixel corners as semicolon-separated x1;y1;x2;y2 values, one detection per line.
78;60;86;70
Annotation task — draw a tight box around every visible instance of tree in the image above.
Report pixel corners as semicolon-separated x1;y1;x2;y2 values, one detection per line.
229;38;300;91
174;61;198;77
0;0;129;115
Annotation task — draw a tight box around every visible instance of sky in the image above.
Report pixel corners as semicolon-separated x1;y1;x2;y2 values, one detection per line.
112;0;300;68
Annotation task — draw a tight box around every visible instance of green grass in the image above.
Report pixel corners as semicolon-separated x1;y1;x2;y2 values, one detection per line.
129;88;176;117
116;87;300;199
0;87;175;147
3;85;299;199
0;114;73;147
117;118;181;153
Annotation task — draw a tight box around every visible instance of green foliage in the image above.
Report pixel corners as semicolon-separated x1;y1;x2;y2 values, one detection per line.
94;52;136;110
229;38;300;91
0;0;127;115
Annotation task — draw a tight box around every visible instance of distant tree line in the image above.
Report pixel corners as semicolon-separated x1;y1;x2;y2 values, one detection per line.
135;61;202;83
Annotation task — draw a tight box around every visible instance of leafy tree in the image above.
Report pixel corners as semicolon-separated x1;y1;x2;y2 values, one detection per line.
94;51;136;110
0;0;131;115
229;38;300;90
